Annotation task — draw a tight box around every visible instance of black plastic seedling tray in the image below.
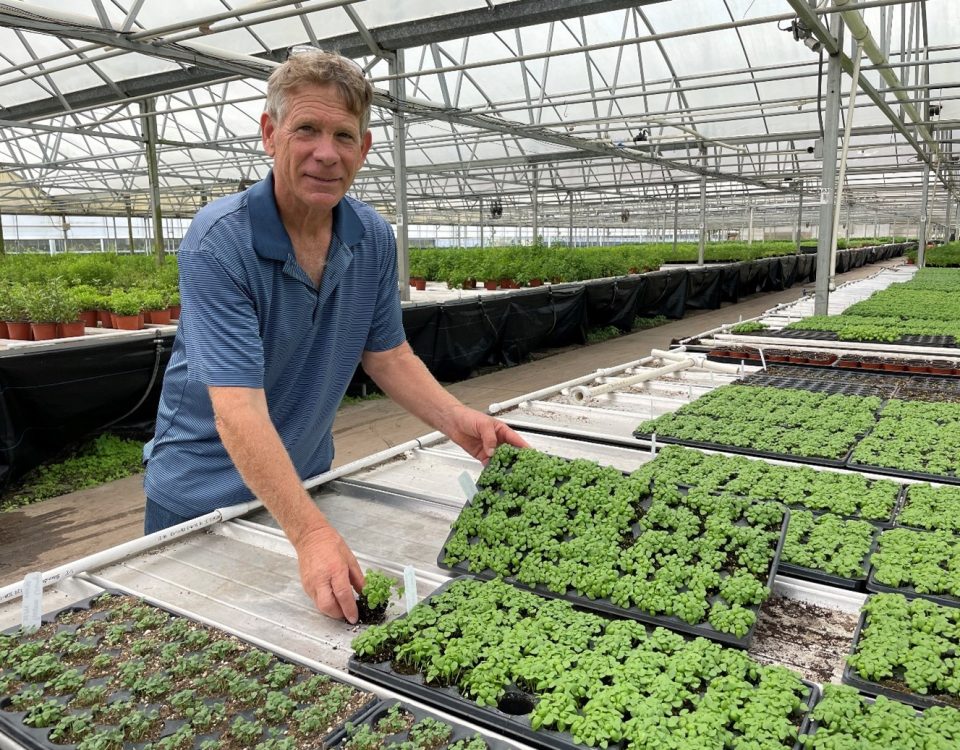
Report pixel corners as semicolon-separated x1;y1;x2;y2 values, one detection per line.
779;522;878;592
632;433;850;469
0;590;379;750
332;699;516;750
845;461;960;488
842;605;960;710
741;373;887;399
438;496;790;649
349;578;820;750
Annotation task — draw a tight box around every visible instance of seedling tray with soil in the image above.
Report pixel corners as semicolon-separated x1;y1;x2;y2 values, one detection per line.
801;683;960;747
0;591;378;750
866;528;960;608
438;445;789;648
843;593;960;710
779;511;878;591
349;577;819;750
334;700;513;750
633;385;882;468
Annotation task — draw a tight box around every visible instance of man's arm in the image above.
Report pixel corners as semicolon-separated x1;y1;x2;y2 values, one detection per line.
361;342;528;462
208;386;364;623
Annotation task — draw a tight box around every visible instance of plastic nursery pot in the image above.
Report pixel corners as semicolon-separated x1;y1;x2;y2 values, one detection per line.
483;279;498;291
97;309;113;328
58;321;85;338
881;362;903;372
0;321;7;339
79;310;98;328
168;304;181;319
462;279;477;290
789;355;807;364
145;308;172;325
30;322;58;341
112;313;142;331
5;321;30;340
837;358;860;369
528;278;543;287
500;277;519;289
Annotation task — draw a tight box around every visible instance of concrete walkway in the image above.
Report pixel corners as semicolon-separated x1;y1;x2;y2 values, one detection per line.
0;258;904;585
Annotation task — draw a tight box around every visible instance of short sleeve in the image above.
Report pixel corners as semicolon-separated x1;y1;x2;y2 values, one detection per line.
178;240;265;388
364;225;406;352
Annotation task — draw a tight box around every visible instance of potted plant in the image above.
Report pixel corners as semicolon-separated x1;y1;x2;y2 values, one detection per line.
107;290;144;330
70;285;103;329
140;288;171;325
166;288;181;320
1;285;32;340
357;569;402;625
24;283;81;341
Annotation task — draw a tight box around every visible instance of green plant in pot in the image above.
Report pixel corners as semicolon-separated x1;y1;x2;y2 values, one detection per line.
357;569;402;624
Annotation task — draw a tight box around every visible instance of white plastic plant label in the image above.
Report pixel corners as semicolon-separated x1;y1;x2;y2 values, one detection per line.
403;565;418;613
458;471;478;500
21;572;42;632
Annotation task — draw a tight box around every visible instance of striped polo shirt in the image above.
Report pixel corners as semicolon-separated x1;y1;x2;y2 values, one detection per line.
143;173;405;517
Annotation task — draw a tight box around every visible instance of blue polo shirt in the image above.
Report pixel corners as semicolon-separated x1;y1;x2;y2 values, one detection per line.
143;173;406;517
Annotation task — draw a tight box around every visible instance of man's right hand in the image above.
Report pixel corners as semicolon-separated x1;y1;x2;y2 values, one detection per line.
295;524;366;623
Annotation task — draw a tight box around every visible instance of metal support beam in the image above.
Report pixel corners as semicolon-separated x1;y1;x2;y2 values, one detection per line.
479;197;484;250
388;52;409;302
814;13;844;316
568;192;574;248
672;185;679;253
796;186;803;254
748;204;754;246
697;144;707;266
918;160;930;267
0;206;4;256
531;167;539;245
139;98;164;263
125;199;134;253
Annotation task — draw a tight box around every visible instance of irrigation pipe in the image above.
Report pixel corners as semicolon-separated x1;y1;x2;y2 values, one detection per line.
489;355;660;413
649;348;744;374
569;358;696;402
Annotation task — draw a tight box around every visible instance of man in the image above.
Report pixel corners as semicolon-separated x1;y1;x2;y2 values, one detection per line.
143;51;527;624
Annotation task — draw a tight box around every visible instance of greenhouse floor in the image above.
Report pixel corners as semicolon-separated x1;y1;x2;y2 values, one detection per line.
0;256;906;587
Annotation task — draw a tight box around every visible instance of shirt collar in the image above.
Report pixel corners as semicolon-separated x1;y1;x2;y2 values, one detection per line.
249;171;366;261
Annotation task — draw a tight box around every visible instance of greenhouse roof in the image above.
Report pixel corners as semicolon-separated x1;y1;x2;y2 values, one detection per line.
0;0;957;229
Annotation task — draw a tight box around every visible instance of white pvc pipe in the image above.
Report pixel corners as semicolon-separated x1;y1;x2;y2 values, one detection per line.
570;358;695;402
709;333;960;360
489;355;659;413
0;501;260;605
303;433;445;490
649;348;745;374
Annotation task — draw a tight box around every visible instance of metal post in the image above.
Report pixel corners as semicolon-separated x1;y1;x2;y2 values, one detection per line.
388;52;410;301
918;160;930;267
531;168;539;245
748;204;754;245
568;192;574;248
814;15;844;316
672;185;679;253
945;193;953;241
795;185;804;254
479;197;484;250
697;144;707;265
0;207;4;256
139;98;165;264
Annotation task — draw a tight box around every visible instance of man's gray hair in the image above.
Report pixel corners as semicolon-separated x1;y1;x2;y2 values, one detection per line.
265;50;373;132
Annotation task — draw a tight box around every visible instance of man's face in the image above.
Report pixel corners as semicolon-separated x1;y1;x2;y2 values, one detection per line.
260;84;372;216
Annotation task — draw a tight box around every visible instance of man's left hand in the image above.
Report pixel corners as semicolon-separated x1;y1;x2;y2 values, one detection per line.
438;405;529;464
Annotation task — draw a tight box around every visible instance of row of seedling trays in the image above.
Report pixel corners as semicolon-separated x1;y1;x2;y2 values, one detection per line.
6;442;960;749
708;346;960;376
0;591;513;750
343;444;960;748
